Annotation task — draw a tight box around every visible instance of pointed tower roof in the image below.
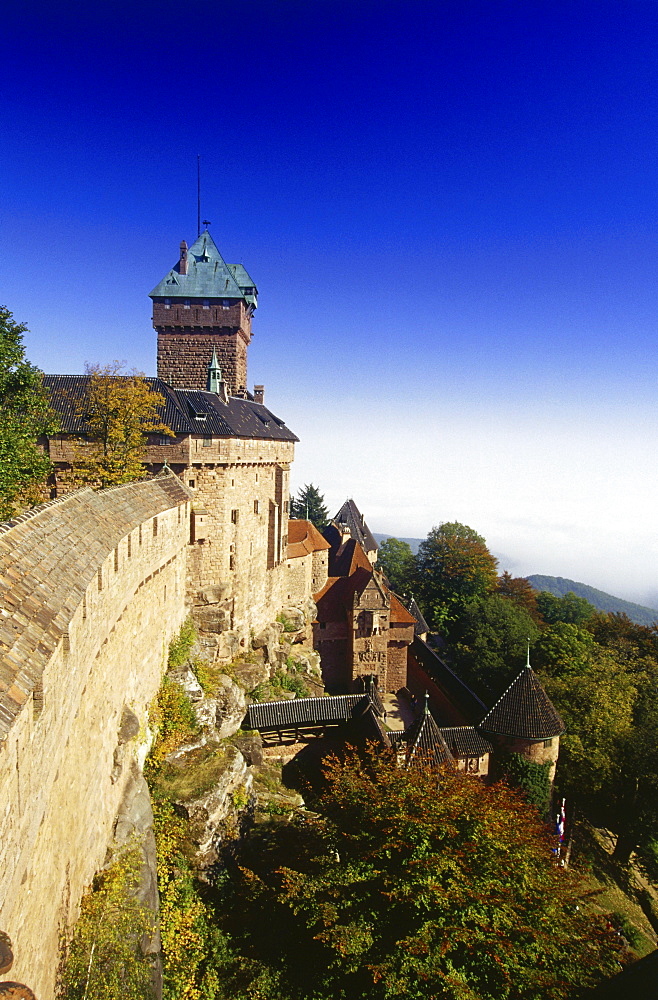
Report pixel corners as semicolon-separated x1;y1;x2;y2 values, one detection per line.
207;346;223;394
406;596;430;637
479;667;564;740
402;695;454;768
149;231;257;305
333;499;378;555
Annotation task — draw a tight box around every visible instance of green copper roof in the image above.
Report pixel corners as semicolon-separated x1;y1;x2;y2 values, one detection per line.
149;231;257;306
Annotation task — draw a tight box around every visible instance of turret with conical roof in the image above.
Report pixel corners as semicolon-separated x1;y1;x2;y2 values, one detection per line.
479;662;564;782
150;230;258;396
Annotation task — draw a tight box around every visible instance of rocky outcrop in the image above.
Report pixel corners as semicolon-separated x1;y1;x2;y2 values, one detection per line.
162;742;251;870
108;764;162;999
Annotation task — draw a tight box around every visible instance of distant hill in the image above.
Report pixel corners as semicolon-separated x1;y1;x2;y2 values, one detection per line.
372;532;423;554
527;575;658;627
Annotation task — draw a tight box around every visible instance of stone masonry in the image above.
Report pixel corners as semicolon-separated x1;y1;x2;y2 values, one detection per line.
0;474;191;1000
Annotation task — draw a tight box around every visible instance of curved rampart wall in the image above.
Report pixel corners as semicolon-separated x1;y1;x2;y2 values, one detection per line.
0;473;191;1000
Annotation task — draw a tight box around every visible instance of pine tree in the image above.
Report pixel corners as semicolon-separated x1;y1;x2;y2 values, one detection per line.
290;483;329;528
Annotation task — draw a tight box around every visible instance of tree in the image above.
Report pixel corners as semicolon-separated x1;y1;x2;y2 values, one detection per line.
496;571;542;623
451;593;541;700
0;306;56;518
536;590;596;626
375;536;415;595
290;483;329;528
73;362;172;487
224;748;620;1000
416;522;498;628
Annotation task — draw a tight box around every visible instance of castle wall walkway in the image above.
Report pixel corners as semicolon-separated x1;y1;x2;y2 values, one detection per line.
0;473;191;999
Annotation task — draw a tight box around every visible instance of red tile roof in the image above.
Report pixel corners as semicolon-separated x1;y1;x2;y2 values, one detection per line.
287;519;331;559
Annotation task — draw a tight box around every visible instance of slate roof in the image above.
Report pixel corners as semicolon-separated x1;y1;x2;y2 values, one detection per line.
400;699;454;768
149;231;257;307
287;519;331;559
43;375;298;442
406;596;430;636
333;499;378;554
410;637;488;725
479;666;565;740
245;694;372;731
439;727;493;758
0;472;191;741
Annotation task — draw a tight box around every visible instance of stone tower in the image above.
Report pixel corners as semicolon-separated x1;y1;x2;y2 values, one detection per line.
150;230;258;395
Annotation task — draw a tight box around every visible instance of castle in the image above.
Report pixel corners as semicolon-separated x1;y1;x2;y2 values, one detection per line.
0;230;564;999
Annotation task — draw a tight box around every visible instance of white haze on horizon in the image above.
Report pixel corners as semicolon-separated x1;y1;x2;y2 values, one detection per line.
288;401;658;611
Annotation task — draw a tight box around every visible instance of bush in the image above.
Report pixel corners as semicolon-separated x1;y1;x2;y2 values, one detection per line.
56;847;155;1000
168;617;197;669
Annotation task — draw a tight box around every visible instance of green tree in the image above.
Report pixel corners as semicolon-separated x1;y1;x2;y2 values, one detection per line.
290;483;329;528
227;748;619;1000
375;536;415;595
536;590;596;626
416;522;499;628
73;362;172;487
0;306;56;518
452;593;541;699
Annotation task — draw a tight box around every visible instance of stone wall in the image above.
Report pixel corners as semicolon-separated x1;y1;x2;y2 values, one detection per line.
182;438;295;639
156;327;249;394
0;474;191;1000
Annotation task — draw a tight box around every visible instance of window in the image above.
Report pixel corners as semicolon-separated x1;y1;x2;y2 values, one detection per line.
231;509;239;524
159;436;170;446
543;738;554;748
97;567;103;591
254;500;259;514
319;622;326;630
229;554;236;570
153;517;158;538
164;298;171;309
127;533;131;557
184;299;191;309
202;299;210;309
139;523;142;545
188;479;196;489
222;299;230;308
466;757;480;774
231;478;235;487
114;548;119;572
202;437;212;447
283;501;289;513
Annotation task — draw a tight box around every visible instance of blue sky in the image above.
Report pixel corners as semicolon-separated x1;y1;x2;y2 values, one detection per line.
3;1;658;604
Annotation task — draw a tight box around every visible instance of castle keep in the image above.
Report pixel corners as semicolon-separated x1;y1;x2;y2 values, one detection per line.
151;231;257;396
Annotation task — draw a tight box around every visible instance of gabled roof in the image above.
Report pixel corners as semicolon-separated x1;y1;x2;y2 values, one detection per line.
149;230;256;305
43;375;298;443
333;499;378;554
389;593;417;626
479;666;564;740
439;727;493;758
327;535;373;577
400;698;453;768
287;519;331;559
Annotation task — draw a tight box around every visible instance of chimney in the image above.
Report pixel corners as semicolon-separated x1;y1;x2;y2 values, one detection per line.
254;384;265;404
179;240;188;275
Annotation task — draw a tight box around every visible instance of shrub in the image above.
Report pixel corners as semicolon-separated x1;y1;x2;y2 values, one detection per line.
168;617;197;669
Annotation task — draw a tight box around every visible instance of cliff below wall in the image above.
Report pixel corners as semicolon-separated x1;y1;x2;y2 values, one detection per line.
0;474;191;1000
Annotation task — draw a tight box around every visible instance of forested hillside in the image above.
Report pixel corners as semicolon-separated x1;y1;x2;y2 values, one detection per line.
528;575;658;627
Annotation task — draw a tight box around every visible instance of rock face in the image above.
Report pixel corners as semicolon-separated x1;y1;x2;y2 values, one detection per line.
109;765;162;999
167;743;251;869
252;623;284;665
